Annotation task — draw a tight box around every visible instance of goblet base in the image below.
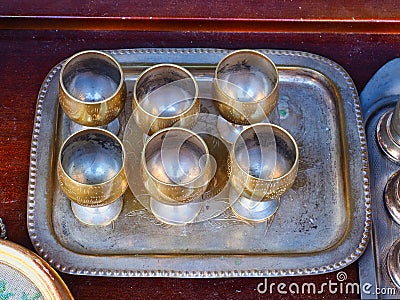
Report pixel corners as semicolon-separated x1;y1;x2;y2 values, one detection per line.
217;116;245;144
150;198;202;225
69;117;120;136
229;188;280;222
70;197;123;226
384;169;400;225
217;115;271;144
387;238;400;289
376;110;400;164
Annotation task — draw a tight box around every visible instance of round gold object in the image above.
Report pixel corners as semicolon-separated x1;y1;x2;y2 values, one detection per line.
230;123;299;201
59;50;127;127
132;64;200;136
0;239;74;300
213;49;279;125
57;128;128;207
141;127;212;204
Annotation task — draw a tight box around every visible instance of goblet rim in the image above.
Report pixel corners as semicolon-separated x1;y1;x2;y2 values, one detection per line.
58;127;127;188
231;123;299;183
132;63;199;120
213;49;279;105
141;126;211;187
59;50;125;105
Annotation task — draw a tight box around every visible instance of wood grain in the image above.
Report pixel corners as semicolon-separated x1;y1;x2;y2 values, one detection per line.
1;1;400;33
0;0;398;19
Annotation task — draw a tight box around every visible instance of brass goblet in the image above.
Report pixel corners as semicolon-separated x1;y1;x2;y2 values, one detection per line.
59;50;127;135
57;128;128;225
141;127;213;225
213;49;279;143
229;123;299;222
132;64;200;136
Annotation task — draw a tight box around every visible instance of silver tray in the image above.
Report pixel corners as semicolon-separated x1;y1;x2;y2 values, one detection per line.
358;58;400;298
27;48;371;277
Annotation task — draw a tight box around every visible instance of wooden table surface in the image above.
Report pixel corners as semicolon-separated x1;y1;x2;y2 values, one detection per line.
2;0;400;33
0;20;399;300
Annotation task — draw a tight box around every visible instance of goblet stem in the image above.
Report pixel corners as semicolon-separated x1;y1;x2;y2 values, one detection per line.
216;115;270;144
69;117;120;135
229;188;280;222
70;197;124;226
216;116;246;144
149;198;202;225
141;127;212;225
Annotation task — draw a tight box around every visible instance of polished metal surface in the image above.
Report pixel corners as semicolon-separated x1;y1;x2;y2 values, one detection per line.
125;111;232;225
141;127;213;224
359;102;399;299
358;58;400;298
229;190;280;223
387;239;400;290
69;117;120;136
0;218;6;240
71;197;124;226
149;199;202;225
213;50;279;144
57;128;128;207
132;64;200;135
142;127;212;204
215;114;272;144
28;48;370;277
59;50;127;127
376;109;400;163
385;170;400;226
391;98;400;143
231;124;298;201
213;49;279;125
229;123;298;222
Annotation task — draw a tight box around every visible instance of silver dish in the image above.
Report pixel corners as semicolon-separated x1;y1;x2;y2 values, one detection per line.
27;48;370;277
358;58;400;298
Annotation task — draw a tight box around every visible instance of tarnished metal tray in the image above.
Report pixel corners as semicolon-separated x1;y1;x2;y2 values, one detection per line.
27;48;370;277
358;58;400;298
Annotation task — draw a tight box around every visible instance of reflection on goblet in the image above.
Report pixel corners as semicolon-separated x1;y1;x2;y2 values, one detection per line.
229;123;299;222
376;98;400;163
132;64;200;136
57;128;128;225
213;49;279;143
141;127;213;225
387;238;400;289
59;50;126;135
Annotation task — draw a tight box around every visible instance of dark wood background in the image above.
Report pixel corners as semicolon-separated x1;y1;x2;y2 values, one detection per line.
1;2;399;299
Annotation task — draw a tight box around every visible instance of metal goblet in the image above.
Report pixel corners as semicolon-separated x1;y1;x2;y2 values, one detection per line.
141;127;213;225
376;98;400;163
213;49;279;143
229;123;299;222
387;238;400;289
59;50;127;135
132;64;200;136
57;128;128;225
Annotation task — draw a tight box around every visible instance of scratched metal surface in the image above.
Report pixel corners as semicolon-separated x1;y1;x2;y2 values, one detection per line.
359;58;400;299
27;48;370;277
